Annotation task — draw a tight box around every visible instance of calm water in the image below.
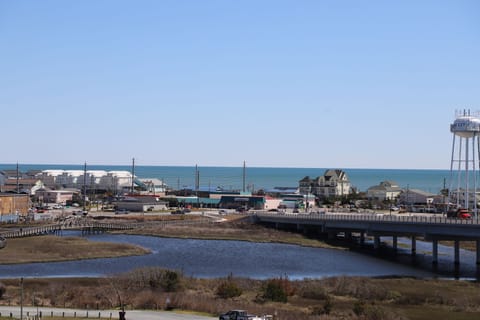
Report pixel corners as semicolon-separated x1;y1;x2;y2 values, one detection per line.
0;232;477;280
0;164;450;193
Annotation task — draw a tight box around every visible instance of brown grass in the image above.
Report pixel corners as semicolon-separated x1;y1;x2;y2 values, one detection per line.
1;272;480;320
126;219;344;250
0;235;150;264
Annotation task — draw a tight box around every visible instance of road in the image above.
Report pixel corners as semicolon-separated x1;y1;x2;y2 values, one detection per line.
0;306;217;320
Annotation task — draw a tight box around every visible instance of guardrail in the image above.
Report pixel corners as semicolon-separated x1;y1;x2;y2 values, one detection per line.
255;211;480;225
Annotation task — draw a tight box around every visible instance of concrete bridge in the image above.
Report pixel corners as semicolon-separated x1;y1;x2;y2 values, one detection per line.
253;212;480;266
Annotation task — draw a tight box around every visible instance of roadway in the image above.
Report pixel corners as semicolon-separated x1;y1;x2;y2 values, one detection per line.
0;306;217;320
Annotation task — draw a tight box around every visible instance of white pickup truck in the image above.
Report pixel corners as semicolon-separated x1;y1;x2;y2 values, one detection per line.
219;310;273;320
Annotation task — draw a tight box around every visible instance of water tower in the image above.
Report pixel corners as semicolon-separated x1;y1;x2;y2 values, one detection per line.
449;110;480;215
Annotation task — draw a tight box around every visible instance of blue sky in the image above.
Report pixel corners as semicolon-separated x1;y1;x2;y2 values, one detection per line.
1;0;479;169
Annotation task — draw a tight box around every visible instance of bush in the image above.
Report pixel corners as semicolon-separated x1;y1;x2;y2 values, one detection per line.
258;276;295;303
216;276;243;299
311;295;333;315
353;299;366;316
118;267;183;292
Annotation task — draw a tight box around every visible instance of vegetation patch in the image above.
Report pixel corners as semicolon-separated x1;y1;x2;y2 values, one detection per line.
0;235;150;264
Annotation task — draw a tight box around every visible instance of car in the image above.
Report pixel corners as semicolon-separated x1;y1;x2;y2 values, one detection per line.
457;209;472;219
219;209;227;215
115;209;129;215
172;209;185;214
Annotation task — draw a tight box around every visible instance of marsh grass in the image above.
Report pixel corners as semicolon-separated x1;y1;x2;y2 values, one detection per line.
0;236;150;264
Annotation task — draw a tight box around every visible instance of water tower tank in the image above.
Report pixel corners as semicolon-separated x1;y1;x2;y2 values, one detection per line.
450;112;480;138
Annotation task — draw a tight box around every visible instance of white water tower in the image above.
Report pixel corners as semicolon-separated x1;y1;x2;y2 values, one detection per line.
449;110;480;215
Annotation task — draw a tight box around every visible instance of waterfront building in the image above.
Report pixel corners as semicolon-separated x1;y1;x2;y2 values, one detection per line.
140;178;167;194
299;169;352;199
398;189;436;206
366;181;402;201
36;170;142;194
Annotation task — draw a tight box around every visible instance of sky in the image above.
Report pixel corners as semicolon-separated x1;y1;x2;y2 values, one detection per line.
1;0;479;169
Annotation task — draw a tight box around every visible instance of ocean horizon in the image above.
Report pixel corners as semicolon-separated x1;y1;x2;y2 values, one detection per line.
0;163;452;194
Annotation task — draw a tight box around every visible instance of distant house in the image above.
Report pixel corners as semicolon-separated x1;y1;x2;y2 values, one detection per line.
299;169;351;199
367;181;403;201
114;195;168;212
35;189;75;204
140;178;167;194
398;189;436;205
1;178;44;195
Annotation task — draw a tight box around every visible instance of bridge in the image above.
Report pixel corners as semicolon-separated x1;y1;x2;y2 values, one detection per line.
0;220;137;239
253;212;480;266
0;216;212;247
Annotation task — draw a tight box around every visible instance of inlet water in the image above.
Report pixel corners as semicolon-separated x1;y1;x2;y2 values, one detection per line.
0;232;459;279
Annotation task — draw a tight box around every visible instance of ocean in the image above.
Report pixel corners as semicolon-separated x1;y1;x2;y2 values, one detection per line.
0;164;450;194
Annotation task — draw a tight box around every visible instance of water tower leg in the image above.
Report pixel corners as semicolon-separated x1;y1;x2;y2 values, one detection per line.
432;239;438;265
454;240;460;265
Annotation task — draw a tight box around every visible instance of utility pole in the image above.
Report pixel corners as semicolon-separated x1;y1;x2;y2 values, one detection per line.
242;161;246;193
83;162;87;213
20;277;23;320
131;157;135;194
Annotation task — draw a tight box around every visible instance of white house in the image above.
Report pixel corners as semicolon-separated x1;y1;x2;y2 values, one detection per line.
367;181;403;201
299;169;352;199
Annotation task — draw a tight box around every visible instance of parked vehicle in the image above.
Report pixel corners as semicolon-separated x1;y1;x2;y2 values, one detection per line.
115;209;129;215
447;207;472;219
219;310;272;320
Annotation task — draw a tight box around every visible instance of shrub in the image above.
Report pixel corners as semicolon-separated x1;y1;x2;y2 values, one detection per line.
259;279;288;303
216;276;243;299
311;295;333;315
353;299;366;316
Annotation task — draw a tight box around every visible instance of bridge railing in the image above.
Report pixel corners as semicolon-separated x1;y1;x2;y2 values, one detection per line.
254;212;480;225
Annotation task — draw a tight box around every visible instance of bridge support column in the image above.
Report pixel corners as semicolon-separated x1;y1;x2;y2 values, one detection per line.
345;232;352;241
411;237;416;255
374;236;380;251
360;232;365;245
477;240;480;265
454;240;460;265
328;231;336;240
432;239;438;265
392;236;398;252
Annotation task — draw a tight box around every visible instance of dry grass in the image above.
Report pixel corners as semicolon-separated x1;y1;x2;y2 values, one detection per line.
127;219;344;250
1;273;480;320
0;235;150;264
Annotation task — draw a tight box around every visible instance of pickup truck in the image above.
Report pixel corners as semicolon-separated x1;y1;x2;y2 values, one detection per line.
219;310;272;320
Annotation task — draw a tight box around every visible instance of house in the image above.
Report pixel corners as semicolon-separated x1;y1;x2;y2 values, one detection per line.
114;195;168;212
1;178;44;195
35;189;75;204
299;169;352;199
398;189;436;205
367;181;403;201
140;178;167;194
